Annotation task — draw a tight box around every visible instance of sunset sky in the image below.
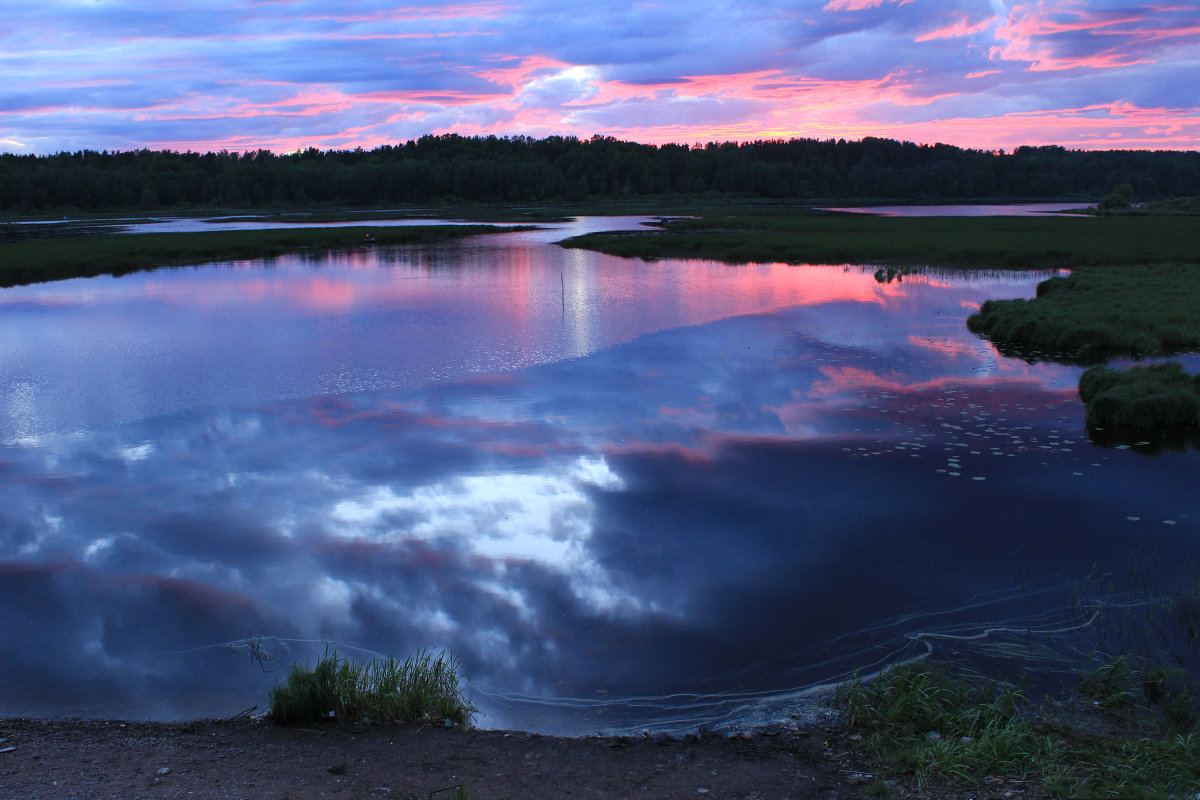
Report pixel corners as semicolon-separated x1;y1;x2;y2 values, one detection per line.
4;0;1199;155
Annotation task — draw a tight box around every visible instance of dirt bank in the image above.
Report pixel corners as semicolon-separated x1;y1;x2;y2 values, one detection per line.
0;716;986;800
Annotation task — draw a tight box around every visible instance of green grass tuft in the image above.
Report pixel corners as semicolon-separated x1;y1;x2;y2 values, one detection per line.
268;647;476;728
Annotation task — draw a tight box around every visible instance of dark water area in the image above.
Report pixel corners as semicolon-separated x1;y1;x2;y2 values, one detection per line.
1;219;1197;734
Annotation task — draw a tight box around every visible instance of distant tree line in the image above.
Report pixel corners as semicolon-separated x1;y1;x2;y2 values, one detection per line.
2;134;1199;212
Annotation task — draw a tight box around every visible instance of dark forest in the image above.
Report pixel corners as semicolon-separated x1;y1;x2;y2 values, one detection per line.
3;134;1199;213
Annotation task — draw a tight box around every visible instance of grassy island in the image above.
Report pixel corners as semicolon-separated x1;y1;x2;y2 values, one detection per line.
965;264;1200;362
0;224;530;287
965;261;1200;432
1078;362;1200;431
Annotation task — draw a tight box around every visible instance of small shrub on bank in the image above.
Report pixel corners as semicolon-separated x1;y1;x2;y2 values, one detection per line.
268;648;475;727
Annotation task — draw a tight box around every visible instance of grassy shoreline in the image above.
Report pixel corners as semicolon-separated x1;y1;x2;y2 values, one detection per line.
9;650;1195;798
559;213;1199;268
0;224;532;287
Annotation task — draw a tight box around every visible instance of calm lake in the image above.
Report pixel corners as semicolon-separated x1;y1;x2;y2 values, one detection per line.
1;216;1197;734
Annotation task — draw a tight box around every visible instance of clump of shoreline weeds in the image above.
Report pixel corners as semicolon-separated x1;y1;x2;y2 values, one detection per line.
268;647;475;729
836;577;1200;800
837;660;1200;799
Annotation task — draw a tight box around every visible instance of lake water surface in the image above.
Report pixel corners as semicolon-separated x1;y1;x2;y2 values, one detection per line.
1;218;1197;734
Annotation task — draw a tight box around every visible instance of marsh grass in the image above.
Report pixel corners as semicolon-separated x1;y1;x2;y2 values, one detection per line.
268;648;476;728
1049;734;1200;800
1077;362;1200;430
836;663;1051;783
838;660;1200;798
1078;654;1143;710
1069;567;1200;734
1057;657;1200;798
966;264;1200;363
561;214;1200;268
0;225;528;287
965;263;1200;431
842;565;1200;795
1079;195;1200;216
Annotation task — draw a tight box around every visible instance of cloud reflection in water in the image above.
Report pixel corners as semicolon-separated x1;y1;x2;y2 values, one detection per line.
1;254;1198;733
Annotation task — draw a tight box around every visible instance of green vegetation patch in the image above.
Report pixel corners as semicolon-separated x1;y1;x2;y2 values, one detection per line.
838;661;1200;799
0;224;528;287
966;263;1200;432
1148;195;1200;215
561;214;1200;269
1068;194;1200;217
837;663;1052;784
1079;362;1200;430
966;264;1200;362
267;648;475;728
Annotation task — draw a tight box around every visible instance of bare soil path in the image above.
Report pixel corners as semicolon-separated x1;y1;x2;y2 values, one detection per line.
0;717;896;800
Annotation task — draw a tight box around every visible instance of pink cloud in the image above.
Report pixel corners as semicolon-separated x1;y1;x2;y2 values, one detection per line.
915;15;995;42
85;64;1200;154
133;90;357;123
300;3;509;24
360;89;506;106
580;97;1197;153
475;55;574;89
990;1;1198;70
823;0;886;9
822;0;911;10
859;103;1200;151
